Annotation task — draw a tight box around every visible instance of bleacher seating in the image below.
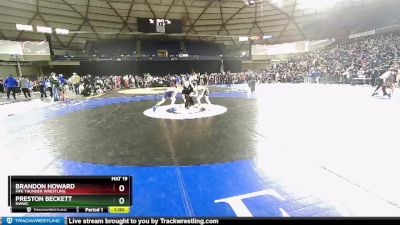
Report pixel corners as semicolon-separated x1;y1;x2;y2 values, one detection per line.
58;39;227;60
89;40;136;57
185;41;225;56
141;40;182;56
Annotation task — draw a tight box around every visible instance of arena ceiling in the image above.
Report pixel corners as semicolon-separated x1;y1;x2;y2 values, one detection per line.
0;0;397;51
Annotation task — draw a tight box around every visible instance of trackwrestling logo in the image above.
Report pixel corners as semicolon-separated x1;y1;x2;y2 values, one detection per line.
2;217;64;225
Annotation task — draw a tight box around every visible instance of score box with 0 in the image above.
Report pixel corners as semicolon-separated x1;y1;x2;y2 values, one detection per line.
111;176;132;207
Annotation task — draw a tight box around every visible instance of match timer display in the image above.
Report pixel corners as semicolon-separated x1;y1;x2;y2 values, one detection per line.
8;176;132;213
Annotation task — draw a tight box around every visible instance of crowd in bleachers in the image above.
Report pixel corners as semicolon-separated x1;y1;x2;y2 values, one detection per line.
2;31;400;102
259;32;400;84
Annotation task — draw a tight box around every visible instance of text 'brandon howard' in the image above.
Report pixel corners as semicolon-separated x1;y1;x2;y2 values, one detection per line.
14;183;76;194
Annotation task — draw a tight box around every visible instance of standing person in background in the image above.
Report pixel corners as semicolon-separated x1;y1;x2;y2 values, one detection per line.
20;76;31;99
29;79;34;92
89;74;96;95
247;74;256;96
305;70;311;84
82;75;90;87
131;76;137;88
203;73;208;86
49;73;60;101
227;74;232;87
371;68;380;86
70;72;81;95
39;77;48;100
315;70;321;84
175;74;181;87
275;71;280;83
117;75;122;88
4;74;18;101
67;77;73;92
58;74;67;101
124;75;129;88
46;77;52;99
397;70;400;87
0;79;4;93
79;82;85;95
309;69;315;83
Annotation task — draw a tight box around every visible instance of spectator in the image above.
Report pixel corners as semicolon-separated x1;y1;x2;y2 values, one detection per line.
0;79;4;93
59;74;67;101
70;72;81;95
4;75;18;101
20;76;31;99
49;73;60;101
45;77;53;98
39;77;48;100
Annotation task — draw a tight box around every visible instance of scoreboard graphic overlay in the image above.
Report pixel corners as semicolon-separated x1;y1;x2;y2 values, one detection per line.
8;176;132;213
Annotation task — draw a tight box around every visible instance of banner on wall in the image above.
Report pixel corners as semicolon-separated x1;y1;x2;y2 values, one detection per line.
252;38;334;56
20;41;50;55
0;40;50;56
0;40;22;55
